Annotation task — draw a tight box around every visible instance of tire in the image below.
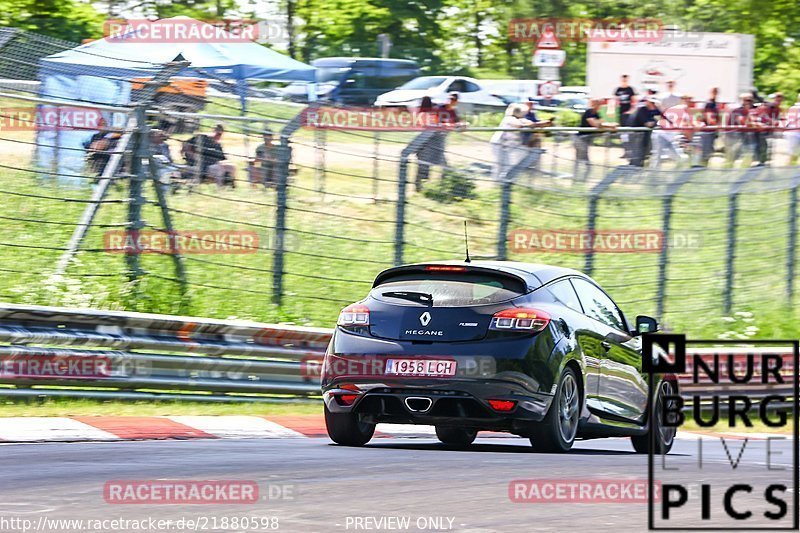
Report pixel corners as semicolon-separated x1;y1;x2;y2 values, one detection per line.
530;366;581;453
324;404;375;446
632;380;677;454
435;426;477;446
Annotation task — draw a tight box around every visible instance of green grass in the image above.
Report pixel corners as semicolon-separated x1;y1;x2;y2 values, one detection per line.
0;397;321;417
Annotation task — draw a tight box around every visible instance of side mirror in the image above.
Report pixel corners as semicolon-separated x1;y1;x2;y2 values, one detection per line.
635;315;658;335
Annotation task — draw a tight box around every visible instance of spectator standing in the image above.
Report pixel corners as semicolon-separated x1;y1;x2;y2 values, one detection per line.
414;96;443;190
753;92;783;165
660;80;681;110
784;93;800;165
614;74;636;118
630;97;662;166
725;93;755;167
575;98;615;178
699;87;720;166
521;97;552;148
491;104;533;181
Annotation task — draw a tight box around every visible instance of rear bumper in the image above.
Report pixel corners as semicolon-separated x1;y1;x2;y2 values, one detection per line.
323;379;555;434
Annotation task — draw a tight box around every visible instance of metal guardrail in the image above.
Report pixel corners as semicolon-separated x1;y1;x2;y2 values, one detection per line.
0;303;329;402
0;304;794;410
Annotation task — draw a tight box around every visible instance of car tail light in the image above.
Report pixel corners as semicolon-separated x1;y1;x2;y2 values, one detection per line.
337;304;369;326
424;265;467;272
336;384;360;406
488;399;517;412
489;308;550;332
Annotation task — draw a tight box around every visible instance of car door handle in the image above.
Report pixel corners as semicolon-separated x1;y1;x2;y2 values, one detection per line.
600;341;611;351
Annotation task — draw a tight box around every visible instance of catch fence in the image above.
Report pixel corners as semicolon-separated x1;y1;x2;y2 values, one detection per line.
0;29;798;336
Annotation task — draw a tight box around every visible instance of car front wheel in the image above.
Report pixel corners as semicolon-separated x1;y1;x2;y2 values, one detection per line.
530;366;580;453
324;404;375;446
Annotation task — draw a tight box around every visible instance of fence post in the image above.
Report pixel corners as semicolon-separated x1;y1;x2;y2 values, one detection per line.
496;148;542;260
148;155;187;298
314;127;326;195
656;168;700;318
584;167;626;276
723;167;763;314
125;107;147;283
272;110;306;306
373;131;380;201
788;184;799;304
395;130;436;266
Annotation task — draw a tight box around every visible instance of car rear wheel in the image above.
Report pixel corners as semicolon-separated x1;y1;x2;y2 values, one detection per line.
435;426;477;446
530;367;580;453
632;380;677;454
324;404;375;446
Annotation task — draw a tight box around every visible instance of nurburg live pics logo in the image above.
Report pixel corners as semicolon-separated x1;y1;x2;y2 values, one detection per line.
642;333;799;530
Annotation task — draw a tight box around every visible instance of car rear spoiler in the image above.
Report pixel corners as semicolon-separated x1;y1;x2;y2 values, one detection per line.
372;264;542;291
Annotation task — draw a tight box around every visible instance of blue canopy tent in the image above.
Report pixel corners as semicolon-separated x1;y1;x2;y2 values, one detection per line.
37;16;316;184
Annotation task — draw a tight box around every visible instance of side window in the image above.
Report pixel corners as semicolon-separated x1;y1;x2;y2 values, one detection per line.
547;280;582;313
570;278;625;331
447;80;465;92
462;81;480;93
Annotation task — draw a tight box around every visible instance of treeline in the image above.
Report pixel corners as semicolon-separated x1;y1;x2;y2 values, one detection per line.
4;0;799;96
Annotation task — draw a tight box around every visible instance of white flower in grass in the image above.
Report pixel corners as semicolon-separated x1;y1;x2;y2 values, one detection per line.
721;317;736;323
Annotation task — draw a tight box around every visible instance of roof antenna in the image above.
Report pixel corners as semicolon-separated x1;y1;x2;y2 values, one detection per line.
464;220;471;263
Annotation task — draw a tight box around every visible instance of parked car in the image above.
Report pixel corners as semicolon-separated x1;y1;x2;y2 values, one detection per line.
279;57;420;105
322;260;676;453
374;76;507;113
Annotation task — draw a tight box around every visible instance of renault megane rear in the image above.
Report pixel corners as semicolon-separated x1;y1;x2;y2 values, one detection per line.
321;261;677;453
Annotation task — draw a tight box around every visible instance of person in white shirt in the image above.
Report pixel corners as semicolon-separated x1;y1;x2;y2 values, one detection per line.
660;80;681;111
785;93;800;165
491;104;534;180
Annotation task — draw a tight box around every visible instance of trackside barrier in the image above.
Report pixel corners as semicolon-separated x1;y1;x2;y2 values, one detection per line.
0;304;793;409
0;303;329;402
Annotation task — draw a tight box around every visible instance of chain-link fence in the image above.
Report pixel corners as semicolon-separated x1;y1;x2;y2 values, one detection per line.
0;28;798;335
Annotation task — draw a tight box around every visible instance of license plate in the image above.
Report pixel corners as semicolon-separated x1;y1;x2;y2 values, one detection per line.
385;359;457;377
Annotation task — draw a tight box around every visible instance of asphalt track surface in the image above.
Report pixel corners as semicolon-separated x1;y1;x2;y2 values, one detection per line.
0;435;795;533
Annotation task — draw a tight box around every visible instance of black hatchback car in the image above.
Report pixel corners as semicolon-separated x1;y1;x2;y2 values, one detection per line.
321;261;678;453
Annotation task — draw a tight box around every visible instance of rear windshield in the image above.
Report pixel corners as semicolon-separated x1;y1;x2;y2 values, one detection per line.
372;271;526;307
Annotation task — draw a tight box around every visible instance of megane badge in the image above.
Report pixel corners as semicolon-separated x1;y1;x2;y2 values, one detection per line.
419;312;431;326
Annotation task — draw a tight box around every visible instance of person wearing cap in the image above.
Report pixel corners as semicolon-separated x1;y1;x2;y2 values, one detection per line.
521;97;553;148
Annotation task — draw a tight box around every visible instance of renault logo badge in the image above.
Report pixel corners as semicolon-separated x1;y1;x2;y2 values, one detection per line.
419;312;431;326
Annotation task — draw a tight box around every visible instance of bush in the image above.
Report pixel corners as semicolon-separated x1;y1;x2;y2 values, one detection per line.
422;169;476;203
